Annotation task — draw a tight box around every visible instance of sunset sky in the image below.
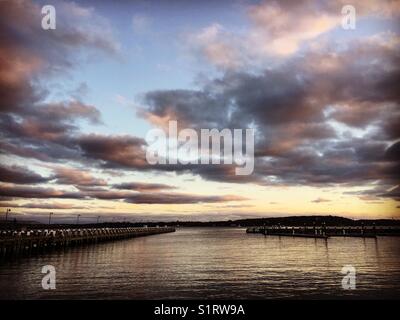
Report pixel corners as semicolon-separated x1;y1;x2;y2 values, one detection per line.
0;0;399;223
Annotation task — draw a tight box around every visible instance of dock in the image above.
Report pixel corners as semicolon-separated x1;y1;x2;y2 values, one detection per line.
246;225;400;238
0;226;175;256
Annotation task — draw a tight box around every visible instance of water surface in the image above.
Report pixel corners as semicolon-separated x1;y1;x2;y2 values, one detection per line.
0;228;399;299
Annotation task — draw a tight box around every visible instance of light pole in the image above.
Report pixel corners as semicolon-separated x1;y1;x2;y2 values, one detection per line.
5;208;11;221
48;212;53;225
76;214;81;225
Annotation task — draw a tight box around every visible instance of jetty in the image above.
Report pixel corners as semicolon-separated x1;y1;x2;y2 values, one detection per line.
246;225;400;238
0;226;175;256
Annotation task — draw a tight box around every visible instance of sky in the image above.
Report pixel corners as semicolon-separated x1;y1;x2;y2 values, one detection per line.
0;0;399;223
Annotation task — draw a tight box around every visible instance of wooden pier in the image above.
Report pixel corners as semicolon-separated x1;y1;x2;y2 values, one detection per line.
246;225;400;238
0;226;175;256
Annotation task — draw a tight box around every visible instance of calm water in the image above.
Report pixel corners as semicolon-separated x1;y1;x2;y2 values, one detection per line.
0;228;399;299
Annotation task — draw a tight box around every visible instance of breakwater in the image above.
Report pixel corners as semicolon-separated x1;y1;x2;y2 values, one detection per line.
0;226;175;256
246;225;400;238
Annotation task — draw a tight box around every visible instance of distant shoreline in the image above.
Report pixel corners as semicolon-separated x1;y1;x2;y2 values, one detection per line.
1;215;399;230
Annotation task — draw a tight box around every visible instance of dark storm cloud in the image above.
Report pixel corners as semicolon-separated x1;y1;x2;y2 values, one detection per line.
0;165;50;184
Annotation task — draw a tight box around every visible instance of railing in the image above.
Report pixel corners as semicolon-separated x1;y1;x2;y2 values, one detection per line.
0;226;175;256
246;225;400;238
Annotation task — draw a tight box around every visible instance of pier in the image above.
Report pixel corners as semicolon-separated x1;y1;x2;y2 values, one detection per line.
246;225;400;238
0;226;175;256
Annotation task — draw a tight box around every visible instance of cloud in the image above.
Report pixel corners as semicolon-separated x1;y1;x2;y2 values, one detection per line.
51;166;107;187
0;183;245;204
0;185;85;199
1;19;398;202
138;33;400;198
0;165;50;184
123;193;246;204
1;101;102;144
311;197;332;203
345;184;400;202
187;0;400;67
1;0;399;208
187;23;244;69
385;141;400;161
0;202;88;210
0;0;119;112
82;188;246;204
77;134;149;168
247;1;340;56
378;185;400;201
112;182;176;191
0;0;117;169
132;14;152;34
144;33;400;136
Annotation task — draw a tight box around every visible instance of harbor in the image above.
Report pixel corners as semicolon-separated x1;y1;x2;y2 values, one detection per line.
1;227;399;299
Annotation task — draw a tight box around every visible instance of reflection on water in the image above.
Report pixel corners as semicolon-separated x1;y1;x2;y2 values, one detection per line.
0;228;399;299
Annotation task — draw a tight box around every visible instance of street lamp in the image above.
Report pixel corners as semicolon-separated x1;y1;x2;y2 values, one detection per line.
5;208;11;221
48;212;53;225
76;214;81;225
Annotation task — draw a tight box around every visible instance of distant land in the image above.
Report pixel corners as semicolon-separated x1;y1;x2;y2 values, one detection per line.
1;215;399;230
